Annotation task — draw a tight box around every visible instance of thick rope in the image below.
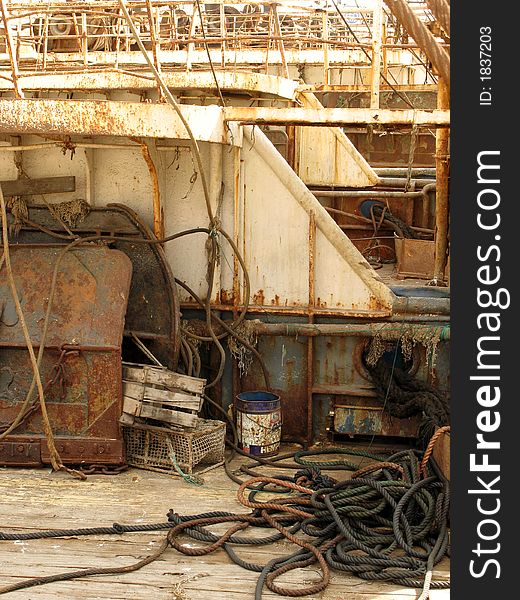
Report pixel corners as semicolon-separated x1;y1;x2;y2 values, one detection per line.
0;446;450;598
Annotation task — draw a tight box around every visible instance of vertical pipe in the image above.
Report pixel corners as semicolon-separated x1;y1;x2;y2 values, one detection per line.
219;3;226;68
131;137;164;240
370;0;383;109
382;19;388;81
273;4;289;79
306;211;316;446
433;78;450;282
322;10;330;86
145;0;161;75
43;13;49;70
186;7;197;72
286;125;296;170
81;12;88;66
209;142;223;299
232;146;243;421
233;146;241;310
264;5;272;74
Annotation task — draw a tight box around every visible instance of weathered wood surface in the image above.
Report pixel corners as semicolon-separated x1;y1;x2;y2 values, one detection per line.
0;176;76;196
123;381;203;412
123;364;206;396
122;396;198;428
0;453;450;599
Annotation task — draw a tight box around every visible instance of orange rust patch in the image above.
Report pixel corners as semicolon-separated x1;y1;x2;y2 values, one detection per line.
315;297;328;308
253;289;265;305
219;289;234;305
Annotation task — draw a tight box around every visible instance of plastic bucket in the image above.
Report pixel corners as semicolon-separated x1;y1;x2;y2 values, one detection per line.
235;391;281;457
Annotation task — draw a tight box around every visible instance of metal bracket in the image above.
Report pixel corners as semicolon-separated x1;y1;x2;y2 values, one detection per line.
0;296;19;327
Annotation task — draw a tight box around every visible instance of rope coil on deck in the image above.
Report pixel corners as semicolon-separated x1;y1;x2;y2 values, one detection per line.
0;447;450;598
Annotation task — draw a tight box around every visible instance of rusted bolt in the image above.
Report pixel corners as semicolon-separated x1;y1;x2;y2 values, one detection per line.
97;445;105;454
17;444;25;453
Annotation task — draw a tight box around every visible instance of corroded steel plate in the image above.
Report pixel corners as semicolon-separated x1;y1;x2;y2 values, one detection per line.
0;245;131;466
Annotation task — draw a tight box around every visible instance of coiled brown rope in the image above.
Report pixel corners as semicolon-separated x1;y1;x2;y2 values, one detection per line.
420;425;450;478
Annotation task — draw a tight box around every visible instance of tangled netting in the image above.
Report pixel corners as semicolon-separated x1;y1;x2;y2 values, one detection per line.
0;448;449;598
366;357;450;448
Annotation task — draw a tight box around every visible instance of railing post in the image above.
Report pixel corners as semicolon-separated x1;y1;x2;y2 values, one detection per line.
272;3;289;79
370;0;383;109
321;9;329;86
0;0;23;98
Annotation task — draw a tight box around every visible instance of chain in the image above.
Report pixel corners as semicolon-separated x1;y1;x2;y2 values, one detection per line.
78;464;129;475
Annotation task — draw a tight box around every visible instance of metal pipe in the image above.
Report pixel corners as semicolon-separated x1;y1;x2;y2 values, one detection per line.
251;322;450;339
131;137;164;240
421;182;436;229
433;78;450;282
313;189;423;199
392;295;449;316
424;0;450;37
384;0;450;85
374;168;436;177
377;177;435;189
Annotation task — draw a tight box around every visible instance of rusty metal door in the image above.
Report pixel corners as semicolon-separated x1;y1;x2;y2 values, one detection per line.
0;245;131;466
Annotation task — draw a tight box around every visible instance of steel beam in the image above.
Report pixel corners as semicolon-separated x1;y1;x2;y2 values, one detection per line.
224;106;450;127
251;322;450;339
0;99;239;144
385;0;450;84
0;71;299;100
425;0;450;37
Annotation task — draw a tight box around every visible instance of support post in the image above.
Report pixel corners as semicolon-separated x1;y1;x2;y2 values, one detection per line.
370;0;383;109
433;78;450;283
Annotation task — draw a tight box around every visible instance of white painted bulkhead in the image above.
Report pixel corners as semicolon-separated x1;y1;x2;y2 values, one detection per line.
1;122;394;315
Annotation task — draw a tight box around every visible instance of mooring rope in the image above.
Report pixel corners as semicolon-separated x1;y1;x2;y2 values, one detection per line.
0;447;450;598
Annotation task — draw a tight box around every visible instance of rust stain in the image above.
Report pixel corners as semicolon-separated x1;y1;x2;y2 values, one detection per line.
315;297;328;308
271;294;280;306
219;288;234;305
253;289;265;305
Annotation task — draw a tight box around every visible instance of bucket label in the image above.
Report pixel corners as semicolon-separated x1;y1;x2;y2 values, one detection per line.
237;409;281;456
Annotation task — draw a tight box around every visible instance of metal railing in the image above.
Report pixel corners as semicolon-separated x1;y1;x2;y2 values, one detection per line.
0;1;446;92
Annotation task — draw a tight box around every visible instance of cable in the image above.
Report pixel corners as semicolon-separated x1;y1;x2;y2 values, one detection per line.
0;219;259;451
194;0;226;107
117;0;214;225
0;187;85;479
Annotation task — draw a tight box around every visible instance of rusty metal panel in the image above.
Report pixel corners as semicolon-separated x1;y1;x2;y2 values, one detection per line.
0;245;131;466
239;335;307;444
0;245;129;349
9;203;180;370
334;402;420;437
395;237;435;279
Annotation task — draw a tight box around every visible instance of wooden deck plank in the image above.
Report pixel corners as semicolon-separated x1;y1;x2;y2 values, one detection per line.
0;459;450;599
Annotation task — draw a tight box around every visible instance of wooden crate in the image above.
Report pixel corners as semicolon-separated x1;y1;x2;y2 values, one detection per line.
121;363;206;429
